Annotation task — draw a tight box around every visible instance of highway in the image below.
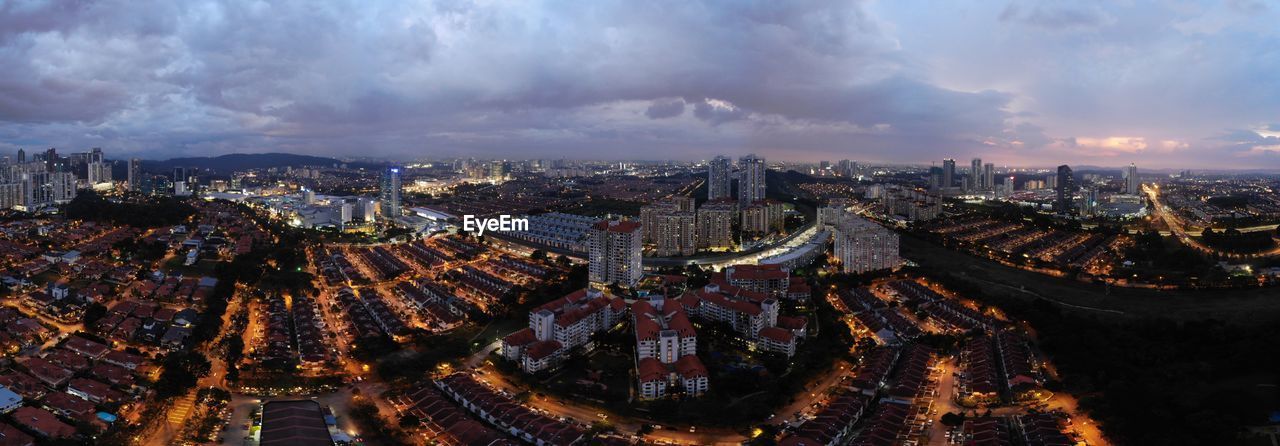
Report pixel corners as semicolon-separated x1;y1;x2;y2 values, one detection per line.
1144;184;1280;259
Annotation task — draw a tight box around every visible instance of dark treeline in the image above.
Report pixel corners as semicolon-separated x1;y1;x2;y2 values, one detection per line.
64;190;195;227
942;274;1279;445
1201;227;1278;254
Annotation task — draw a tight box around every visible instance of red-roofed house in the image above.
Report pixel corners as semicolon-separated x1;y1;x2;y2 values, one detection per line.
503;288;624;373
11;407;74;439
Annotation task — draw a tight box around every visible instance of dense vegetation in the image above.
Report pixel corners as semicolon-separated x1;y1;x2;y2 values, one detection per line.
1201;227;1277;254
933;274;1279;445
64;190;195;227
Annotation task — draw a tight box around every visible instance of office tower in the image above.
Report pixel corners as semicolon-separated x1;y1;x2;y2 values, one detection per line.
697;200;736;250
339;202;353;224
173;167;186;183
1083;187;1099;216
588;219;643;287
128;159;143;190
360;199;377;221
942;159;956;188
16;149;23;163
1054;165;1077;214
707;155;732;201
380;167;402;219
970;158;983;190
1125;163;1139;195
983;163;994;191
738;154;766;207
829;208;900;274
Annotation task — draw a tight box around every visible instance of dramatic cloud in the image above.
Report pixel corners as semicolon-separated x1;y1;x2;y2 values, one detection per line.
0;0;1277;168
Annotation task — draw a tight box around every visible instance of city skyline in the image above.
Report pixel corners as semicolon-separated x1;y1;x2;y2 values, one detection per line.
1;1;1278;169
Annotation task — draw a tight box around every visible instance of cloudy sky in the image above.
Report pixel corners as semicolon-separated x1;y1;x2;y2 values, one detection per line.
1;0;1278;168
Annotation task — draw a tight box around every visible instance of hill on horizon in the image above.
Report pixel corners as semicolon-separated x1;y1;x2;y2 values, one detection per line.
138;152;382;173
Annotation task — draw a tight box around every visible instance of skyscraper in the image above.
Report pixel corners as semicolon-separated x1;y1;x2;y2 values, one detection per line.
738;154;766;207
983;163;994;191
128;159;143;191
588;219;643;287
379;167;402;219
942;159;956;188
707;156;732;201
1055;165;1077;214
970;158;983;190
1125;163;1139;195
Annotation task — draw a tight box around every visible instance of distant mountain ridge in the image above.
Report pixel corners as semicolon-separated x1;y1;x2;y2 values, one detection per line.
141;153;381;172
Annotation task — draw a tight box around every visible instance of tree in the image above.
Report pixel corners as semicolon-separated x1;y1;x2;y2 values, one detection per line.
155;351;211;398
81;303;108;326
940;412;966;426
398;414;420;428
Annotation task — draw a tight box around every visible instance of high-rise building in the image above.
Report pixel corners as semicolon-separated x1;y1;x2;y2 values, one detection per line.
830;209;900;274
696;199;736;250
741;200;783;235
588;219;643;287
87;161;111;186
1082;187;1100;216
50;172;76;203
1125;163;1139;195
360;199;377;221
1054;165;1077;214
641;196;697;256
127;159;143;191
707;155;733;201
339;202;353;223
970;158;983;190
0;183;21;210
16;149;24;163
652;211;696;257
738;154;766;207
983;163;994;192
942;159;956;188
379;167;402;219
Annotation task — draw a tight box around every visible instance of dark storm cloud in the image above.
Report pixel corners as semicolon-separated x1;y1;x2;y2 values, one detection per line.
644;99;685;120
0;0;1276;168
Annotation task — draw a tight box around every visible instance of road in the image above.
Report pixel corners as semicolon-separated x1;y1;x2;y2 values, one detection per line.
1145;184;1280;259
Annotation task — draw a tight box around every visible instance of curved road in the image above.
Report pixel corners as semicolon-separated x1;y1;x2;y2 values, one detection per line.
1144;184;1280;259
